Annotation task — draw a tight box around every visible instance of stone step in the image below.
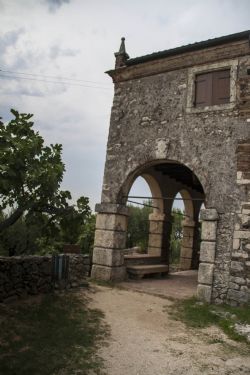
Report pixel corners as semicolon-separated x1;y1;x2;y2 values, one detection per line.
126;264;169;279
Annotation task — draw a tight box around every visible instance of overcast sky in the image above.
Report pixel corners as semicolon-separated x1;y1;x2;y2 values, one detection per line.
0;0;249;210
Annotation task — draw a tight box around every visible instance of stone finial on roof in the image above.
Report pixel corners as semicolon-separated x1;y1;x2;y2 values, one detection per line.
114;37;129;68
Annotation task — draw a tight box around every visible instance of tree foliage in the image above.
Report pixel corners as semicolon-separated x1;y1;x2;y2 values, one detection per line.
169;208;184;264
0;109;92;256
78;214;96;255
126;202;153;252
0;109;74;231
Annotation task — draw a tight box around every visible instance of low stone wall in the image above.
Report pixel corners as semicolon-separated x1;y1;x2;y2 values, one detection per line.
0;254;90;303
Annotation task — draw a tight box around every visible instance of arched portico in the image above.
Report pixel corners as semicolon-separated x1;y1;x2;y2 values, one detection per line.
92;159;206;281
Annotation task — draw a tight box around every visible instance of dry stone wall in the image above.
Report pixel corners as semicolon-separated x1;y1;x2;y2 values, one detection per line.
0;254;90;303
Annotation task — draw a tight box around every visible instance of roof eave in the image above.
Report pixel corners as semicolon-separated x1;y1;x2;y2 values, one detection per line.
126;30;250;67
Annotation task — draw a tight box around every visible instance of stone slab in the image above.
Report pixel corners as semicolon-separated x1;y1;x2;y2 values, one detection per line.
197;284;212;303
182;235;194;248
147;247;162;256
180;247;193;259
233;230;250;240
96;213;127;231
126;264;168;278
200;209;219;221
149;220;164;234
91;264;126;281
198;263;214;285
92;247;124;267
201;221;217;241
95;203;129;216
199;241;216;263
148;233;162;248
179;258;192;270
94;229;126;249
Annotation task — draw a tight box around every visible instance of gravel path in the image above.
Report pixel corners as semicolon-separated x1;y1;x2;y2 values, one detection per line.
88;285;250;375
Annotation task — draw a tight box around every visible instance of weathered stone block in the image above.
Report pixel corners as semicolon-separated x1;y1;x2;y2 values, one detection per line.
231;261;244;272
92;248;124;266
148;233;162;248
231;251;248;259
91;265;126;281
232;277;246;285
95;203;129;216
179;258;192;270
233;230;250;240
200;209;218;221
228;282;240;290
147;247;161;256
199;241;216;263
94;229;126;249
198;263;214;285
149;220;164;234
233;238;240;250
197;284;212;303
148;213;165;221
182;235;193;248
201;221;217;241
227;289;249;303
180;247;193;259
96;213;127;231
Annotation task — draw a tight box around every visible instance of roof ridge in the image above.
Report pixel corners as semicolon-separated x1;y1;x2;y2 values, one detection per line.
126;30;250;67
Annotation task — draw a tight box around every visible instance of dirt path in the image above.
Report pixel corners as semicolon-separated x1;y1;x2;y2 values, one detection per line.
88;285;250;375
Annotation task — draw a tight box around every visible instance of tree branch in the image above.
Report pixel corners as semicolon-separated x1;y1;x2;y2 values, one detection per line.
0;207;25;232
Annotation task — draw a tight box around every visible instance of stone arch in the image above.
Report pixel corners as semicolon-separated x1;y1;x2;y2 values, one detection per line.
141;173;164;214
179;189;194;222
117;158;207;207
126;173;165;257
92;158;207;282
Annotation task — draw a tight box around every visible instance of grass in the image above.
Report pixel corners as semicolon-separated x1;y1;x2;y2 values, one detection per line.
169;297;250;343
0;291;109;375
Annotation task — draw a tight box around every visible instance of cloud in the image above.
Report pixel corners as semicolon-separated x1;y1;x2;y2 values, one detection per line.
1;0;250;209
43;0;70;12
0;28;25;56
49;45;80;59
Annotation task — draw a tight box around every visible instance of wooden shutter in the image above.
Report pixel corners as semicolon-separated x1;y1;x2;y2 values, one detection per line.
212;69;230;105
195;73;212;107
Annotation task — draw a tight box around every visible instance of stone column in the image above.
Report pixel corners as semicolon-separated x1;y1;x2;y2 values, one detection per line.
197;208;218;303
179;218;195;270
148;213;165;256
91;203;128;281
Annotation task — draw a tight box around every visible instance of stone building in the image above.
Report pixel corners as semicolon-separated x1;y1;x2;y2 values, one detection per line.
91;31;250;305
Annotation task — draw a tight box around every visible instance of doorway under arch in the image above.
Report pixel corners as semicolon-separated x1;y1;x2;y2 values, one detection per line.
123;160;205;268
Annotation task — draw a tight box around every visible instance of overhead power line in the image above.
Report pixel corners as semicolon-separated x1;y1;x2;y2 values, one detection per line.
0;74;112;90
0;68;110;87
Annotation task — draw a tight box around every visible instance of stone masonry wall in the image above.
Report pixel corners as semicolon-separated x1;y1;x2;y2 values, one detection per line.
97;44;250;303
227;141;250;305
0;254;90;303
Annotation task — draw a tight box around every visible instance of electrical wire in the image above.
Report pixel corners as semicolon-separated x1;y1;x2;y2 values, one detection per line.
0;74;112;90
0;68;110;87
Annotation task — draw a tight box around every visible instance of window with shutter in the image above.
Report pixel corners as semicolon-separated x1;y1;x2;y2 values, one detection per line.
195;69;230;107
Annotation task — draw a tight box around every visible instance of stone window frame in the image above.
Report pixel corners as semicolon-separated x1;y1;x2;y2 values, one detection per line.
186;59;238;114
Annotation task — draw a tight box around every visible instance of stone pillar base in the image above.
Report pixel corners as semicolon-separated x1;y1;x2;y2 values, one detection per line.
91;206;128;282
197;284;212;303
91;265;126;281
197;208;218;303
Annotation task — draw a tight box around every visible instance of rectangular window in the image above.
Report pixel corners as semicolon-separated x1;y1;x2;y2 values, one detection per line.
195;69;230;107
